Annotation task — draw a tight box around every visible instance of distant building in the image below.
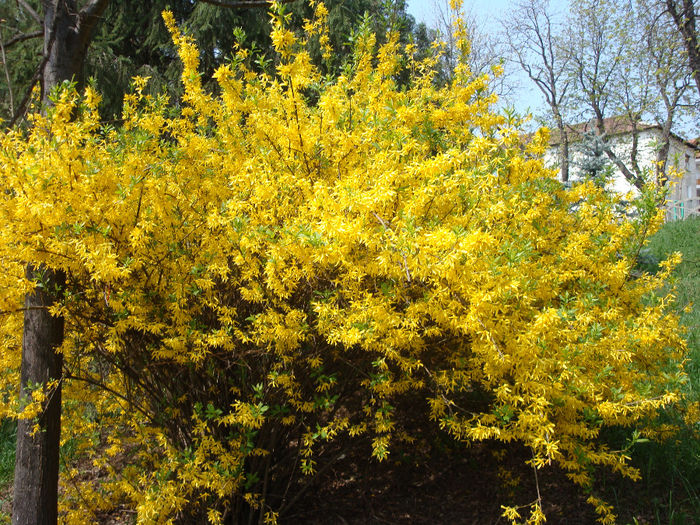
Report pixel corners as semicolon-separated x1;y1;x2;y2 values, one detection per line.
544;117;700;220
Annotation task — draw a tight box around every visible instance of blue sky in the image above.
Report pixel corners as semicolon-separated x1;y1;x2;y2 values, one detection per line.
405;0;568;120
405;1;697;137
407;0;516;29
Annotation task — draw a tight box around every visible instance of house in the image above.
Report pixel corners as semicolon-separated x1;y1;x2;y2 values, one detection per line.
544;117;700;220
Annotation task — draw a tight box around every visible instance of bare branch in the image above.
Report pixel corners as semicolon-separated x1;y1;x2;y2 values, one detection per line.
9;50;46;127
16;0;42;26
79;0;111;20
503;0;572;180
665;0;700;97
3;29;43;48
196;0;298;8
0;32;14;116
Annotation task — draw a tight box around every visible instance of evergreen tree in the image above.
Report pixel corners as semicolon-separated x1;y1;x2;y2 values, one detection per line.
575;131;613;187
1;0;421;123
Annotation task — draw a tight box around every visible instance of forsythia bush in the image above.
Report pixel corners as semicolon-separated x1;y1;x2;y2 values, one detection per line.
0;2;688;523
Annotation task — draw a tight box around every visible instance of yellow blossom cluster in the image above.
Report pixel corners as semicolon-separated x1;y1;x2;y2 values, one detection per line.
0;2;688;523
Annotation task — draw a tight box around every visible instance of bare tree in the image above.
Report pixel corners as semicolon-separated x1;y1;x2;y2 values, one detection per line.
642;0;695;173
567;0;648;187
501;0;694;189
664;0;700;97
430;0;513;96
503;0;573;181
565;0;694;189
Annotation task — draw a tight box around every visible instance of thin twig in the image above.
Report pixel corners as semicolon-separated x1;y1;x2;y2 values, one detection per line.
477;318;505;358
372;212;412;282
197;0;298;8
2;28;17;115
0;305;51;316
16;0;42;25
64;372;154;421
4;29;43;49
532;448;543;510
278;451;347;516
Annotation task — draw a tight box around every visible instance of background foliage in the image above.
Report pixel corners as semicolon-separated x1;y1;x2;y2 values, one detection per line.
0;0;425;124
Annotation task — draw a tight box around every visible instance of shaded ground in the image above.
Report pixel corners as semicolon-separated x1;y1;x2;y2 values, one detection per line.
1;423;698;524
1;439;698;524
284;435;700;525
285;442;601;525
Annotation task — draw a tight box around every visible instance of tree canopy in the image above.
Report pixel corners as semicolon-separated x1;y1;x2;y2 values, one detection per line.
0;0;421;124
503;0;697;190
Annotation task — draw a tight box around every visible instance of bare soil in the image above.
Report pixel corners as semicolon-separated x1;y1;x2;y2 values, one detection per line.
285;442;600;525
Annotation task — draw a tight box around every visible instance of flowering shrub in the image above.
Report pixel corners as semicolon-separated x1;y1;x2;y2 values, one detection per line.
0;2;687;523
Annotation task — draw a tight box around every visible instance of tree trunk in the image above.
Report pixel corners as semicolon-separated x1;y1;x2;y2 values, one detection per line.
40;1;108;106
553;109;569;183
12;267;65;525
12;2;108;524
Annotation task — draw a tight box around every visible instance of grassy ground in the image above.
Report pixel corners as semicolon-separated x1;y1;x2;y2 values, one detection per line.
0;420;15;523
630;216;700;524
0;421;14;488
645;216;700;376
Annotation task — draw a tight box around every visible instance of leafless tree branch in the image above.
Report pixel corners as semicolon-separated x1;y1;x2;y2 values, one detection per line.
4;29;43;48
16;0;42;26
503;0;571;181
0;26;15;116
8;56;44;127
196;0;298;8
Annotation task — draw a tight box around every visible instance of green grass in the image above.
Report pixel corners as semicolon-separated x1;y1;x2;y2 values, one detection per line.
625;216;700;524
0;419;15;523
646;216;700;386
0;421;15;487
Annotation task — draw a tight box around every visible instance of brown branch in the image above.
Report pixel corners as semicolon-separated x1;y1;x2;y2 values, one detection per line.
8;56;44;127
4;29;44;49
76;0;110;59
0;306;51;316
0;32;14;115
63;372;154;422
196;0;298;8
16;0;42;25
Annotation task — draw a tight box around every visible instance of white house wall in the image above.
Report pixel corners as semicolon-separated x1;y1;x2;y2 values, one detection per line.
544;128;700;210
